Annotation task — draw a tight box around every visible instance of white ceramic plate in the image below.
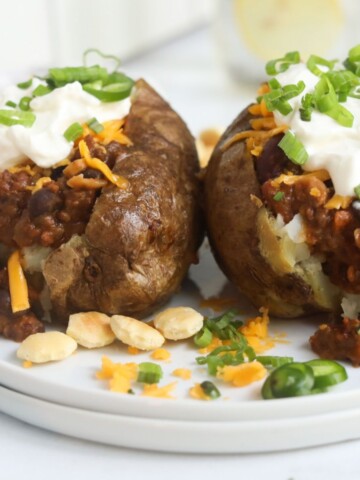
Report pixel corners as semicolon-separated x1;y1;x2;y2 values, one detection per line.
0;244;360;451
2;384;360;453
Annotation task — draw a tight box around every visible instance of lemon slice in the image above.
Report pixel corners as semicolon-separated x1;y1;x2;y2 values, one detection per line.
233;0;344;61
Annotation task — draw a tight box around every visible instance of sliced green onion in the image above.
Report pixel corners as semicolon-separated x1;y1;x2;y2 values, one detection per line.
314;75;354;127
278;131;309;165
137;362;163;384
49;66;108;87
5;100;16;108
200;381;221;400
17;79;32;89
268;78;281;89
306;54;337;77
266;51;300;75
87;117;104;134
63;122;83;142
348;85;360;99
0;109;35;127
245;346;256;362
194;327;213;348
300;93;314;121
273;191;284;202
305;359;347;388
83;48;121;72
263;81;304;116
32;84;52;97
83;76;134;102
354;184;360;199
19;96;31;111
256;355;294;368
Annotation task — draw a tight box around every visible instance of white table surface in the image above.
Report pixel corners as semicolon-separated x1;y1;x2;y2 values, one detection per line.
1;27;359;480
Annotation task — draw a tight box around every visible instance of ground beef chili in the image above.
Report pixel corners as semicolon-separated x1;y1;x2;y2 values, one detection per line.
310;318;360;366
0;135;126;342
255;133;360;364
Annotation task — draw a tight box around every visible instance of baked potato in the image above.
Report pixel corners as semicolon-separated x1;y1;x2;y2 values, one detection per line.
204;49;360;320
0;68;202;340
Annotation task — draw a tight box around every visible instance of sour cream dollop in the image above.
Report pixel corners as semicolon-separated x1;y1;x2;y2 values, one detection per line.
273;63;360;197
0;79;131;169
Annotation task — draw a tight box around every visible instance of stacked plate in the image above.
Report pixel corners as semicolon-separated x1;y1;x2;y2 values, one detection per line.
1;247;360;453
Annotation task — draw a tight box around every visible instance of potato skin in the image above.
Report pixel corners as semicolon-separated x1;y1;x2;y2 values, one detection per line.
204;107;340;318
43;80;203;321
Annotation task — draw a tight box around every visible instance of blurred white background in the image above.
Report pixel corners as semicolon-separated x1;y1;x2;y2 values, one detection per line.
1;0;360;80
0;0;215;70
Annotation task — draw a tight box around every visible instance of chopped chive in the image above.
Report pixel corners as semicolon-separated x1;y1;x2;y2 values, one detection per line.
200;381;221;400
194;327;213;348
256;355;294;368
278;131;309;166
137;362;163;384
63;122;83;142
0;110;35;127
19;96;32;111
87;117;104;134
32;84;52;97
306;54;337;77
17;79;33;89
5;101;16;108
266;51;301;75
273;191;285;202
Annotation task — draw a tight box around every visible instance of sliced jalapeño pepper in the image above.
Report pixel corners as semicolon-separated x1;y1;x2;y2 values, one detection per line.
305;359;348;389
262;362;315;399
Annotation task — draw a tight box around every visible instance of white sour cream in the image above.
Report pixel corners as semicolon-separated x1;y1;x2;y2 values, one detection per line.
273;63;360;197
0;80;131;169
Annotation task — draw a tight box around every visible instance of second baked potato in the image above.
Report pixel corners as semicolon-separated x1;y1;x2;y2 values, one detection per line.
204;47;360;318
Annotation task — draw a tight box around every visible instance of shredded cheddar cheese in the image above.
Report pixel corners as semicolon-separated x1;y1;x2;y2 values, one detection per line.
221;125;288;152
141;382;177;399
8;250;30;313
8;164;36;176
217;361;267;387
96;356;138;381
109;372;132;393
270;169;330;188
240;307;285;354
127;346;140;355
189;383;210;400
172;368;192;380
22;360;33;369
325;194;353;210
29;177;52;194
151;348;171;361
78;139;129;189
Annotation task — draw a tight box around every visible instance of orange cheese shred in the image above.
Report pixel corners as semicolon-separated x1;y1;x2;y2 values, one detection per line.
8;250;30;313
325;194;353;210
172;368;192;380
141;382;177;399
217;361;267;387
221;125;288;152
189;383;211;400
150;348;171;361
78;139;129;189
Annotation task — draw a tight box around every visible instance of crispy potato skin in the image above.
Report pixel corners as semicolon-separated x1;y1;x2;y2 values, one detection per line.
204;107;338;318
43;80;203;321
